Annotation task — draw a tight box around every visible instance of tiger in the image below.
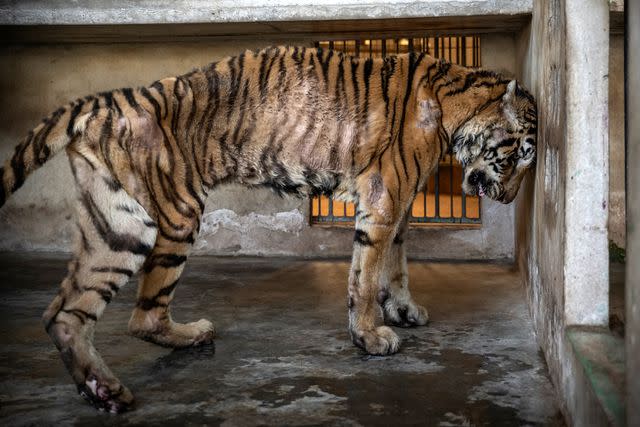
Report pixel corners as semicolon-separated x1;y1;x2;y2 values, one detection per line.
0;46;537;413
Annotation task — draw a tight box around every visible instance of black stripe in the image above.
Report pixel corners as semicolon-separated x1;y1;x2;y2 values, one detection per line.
318;48;333;85
393;233;404;245
79;226;93;254
91;266;134;277
413;151;422;193
443;71;507;98
354;229;373;246
116;204;134;214
231;83;249;149
362;57;373;121
151;81;168;119
227;53;245;120
102;175;122;192
170;78;184;137
66;101;85;137
136;298;168;311
140;86;163;124
380;57;394;117
144;220;158;228
33;107;65;166
171;78;206;213
156;279;179;298
122;88;139;109
136;279;179;311
10;137;30;193
396;53;425;178
79;191;153;256
86;287;113;304
104;281;120;293
61;308;97;323
144;254;187;273
44;296;65;332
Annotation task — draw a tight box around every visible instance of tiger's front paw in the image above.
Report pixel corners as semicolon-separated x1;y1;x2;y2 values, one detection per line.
383;297;429;327
351;326;401;355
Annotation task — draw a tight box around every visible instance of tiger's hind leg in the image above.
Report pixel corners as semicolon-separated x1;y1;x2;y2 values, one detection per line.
381;215;429;327
42;147;157;413
128;233;215;348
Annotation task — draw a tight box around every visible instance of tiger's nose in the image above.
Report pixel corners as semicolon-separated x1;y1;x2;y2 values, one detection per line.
468;170;486;186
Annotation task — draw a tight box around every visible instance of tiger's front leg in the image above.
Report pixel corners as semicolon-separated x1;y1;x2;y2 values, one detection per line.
347;166;413;355
348;222;401;355
382;216;429;327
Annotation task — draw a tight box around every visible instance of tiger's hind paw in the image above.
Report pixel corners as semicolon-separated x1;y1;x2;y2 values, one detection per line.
77;374;134;414
129;313;216;348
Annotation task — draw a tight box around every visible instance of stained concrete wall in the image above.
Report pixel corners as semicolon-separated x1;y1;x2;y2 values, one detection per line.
0;35;517;259
515;0;567;410
609;35;625;248
516;0;618;424
627;2;640;424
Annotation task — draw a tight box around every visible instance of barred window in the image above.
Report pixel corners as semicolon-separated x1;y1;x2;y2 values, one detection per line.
310;37;482;226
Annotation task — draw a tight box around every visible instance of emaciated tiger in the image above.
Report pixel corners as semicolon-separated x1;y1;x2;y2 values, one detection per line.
0;46;537;413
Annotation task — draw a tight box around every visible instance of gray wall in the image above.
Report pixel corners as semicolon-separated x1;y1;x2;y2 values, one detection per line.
515;2;567;398
0;34;517;259
609;34;625;248
516;0;621;423
627;2;640;424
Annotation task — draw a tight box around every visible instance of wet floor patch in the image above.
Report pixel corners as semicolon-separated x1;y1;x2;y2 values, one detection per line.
0;253;564;426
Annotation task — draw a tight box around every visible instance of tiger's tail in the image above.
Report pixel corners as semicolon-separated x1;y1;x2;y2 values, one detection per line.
0;96;99;208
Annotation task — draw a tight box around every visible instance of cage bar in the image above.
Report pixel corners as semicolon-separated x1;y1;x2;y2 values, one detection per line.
310;36;482;225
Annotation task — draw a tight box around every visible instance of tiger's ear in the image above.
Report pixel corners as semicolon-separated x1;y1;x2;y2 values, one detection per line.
503;80;517;104
518;137;536;167
501;80;518;123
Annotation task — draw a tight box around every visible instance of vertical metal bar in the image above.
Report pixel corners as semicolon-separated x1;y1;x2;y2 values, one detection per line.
461;166;467;218
435;165;440;217
424;183;428;218
450;154;454;217
309;35;482;225
461;36;467;66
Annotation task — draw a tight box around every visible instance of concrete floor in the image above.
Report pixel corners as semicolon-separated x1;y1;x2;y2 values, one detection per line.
0;253;563;426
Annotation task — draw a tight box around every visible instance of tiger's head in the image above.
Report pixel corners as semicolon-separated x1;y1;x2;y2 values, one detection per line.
452;80;537;204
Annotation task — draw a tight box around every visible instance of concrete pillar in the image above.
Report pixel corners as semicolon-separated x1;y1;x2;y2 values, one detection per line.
563;0;610;326
626;0;640;424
